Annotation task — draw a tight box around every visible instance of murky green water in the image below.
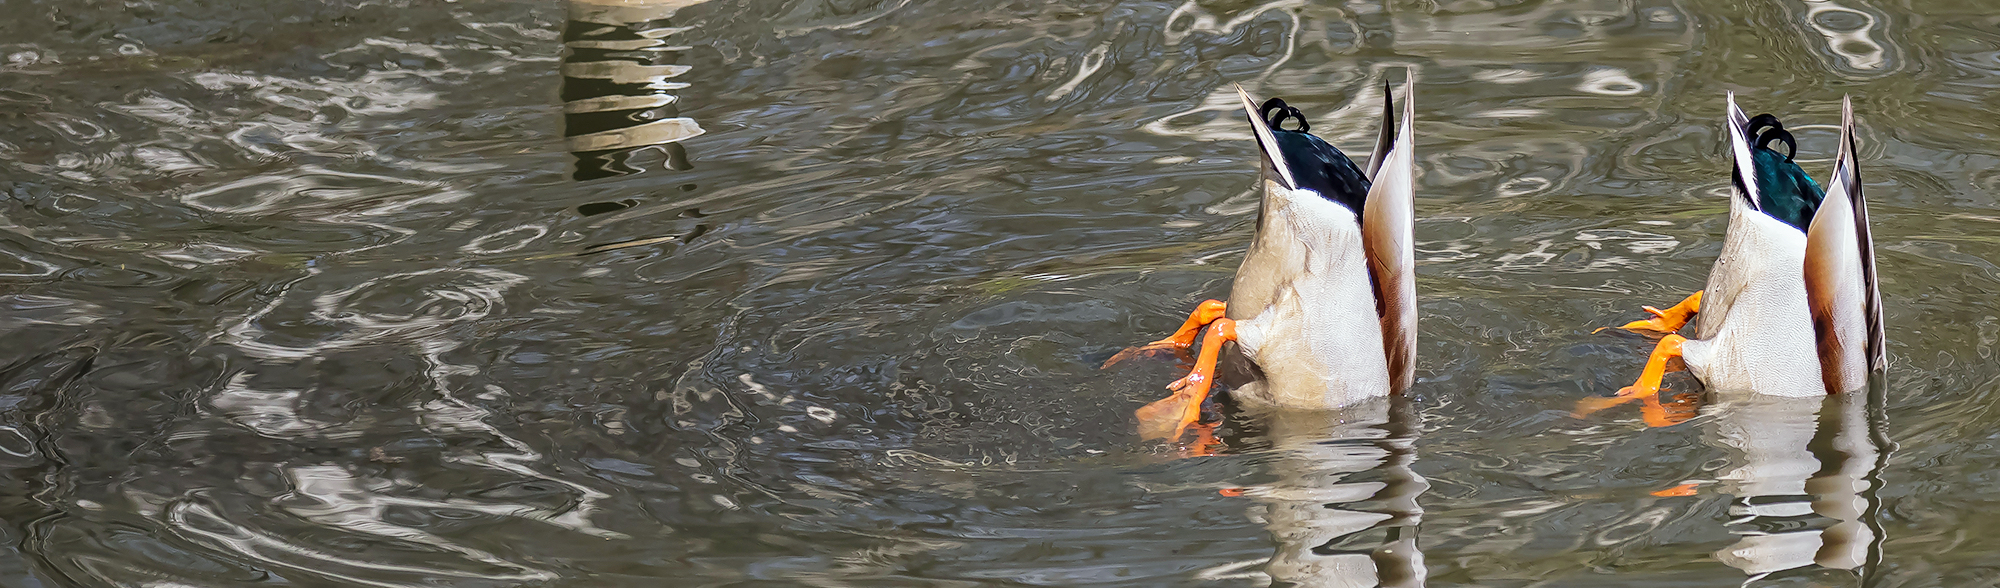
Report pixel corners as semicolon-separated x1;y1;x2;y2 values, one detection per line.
2;0;1997;585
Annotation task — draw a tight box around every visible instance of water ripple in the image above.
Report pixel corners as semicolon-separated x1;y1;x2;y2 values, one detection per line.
0;0;1997;585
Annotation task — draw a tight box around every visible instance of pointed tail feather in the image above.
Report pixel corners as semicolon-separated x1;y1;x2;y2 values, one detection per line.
1366;79;1396;182
1725;92;1764;211
1236;85;1297;190
1362;74;1417;393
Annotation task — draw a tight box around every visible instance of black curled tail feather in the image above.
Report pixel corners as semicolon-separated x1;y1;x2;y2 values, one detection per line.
1260;98;1310;133
1253;96;1371;214
1745;113;1798;162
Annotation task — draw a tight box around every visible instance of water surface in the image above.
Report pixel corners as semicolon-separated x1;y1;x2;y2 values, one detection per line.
2;0;1998;585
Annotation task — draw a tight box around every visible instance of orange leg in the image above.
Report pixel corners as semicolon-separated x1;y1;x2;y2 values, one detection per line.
1135;318;1236;441
1177;422;1224;458
1597;291;1703;336
1575;334;1694;427
1650;482;1701;497
1102;300;1227;368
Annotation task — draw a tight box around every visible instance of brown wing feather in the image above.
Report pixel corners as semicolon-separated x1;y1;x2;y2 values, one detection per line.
1848;98;1887;374
1804;96;1886;393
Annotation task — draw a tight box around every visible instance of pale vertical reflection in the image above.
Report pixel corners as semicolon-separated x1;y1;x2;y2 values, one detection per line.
1706;392;1886;582
562;0;711;181
1241;398;1427;587
1801;0;1887;72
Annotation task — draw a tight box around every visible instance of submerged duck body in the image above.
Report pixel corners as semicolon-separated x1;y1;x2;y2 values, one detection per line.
1226;90;1415;408
1691;95;1884;396
1586;94;1884;423
1106;81;1417;441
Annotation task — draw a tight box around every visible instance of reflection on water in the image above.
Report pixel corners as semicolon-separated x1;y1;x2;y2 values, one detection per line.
0;0;1997;584
1706;391;1888;583
1800;0;1891;73
562;0;708;181
1242;400;1426;588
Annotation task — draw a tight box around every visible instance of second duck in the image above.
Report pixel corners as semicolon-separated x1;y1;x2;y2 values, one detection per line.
1106;79;1418;441
1584;93;1885;425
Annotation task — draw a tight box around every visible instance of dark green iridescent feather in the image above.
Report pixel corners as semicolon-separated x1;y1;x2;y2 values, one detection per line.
1749;146;1825;232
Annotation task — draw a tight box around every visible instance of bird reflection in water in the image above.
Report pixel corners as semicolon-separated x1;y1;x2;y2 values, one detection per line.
562;0;708;181
1693;390;1889;584
1205;379;1428;587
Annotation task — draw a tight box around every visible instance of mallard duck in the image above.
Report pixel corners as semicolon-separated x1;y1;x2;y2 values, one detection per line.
1582;94;1885;425
1104;80;1417;441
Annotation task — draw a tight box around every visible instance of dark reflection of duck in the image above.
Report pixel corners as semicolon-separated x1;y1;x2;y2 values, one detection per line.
1583;95;1885;424
1105;79;1417;443
1697;390;1888;582
561;0;709;181
1239;399;1427;587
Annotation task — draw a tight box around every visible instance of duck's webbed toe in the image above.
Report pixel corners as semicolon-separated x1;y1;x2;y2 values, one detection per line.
1598;291;1703;336
1102;299;1227;369
1576;334;1697;428
1136;319;1237;442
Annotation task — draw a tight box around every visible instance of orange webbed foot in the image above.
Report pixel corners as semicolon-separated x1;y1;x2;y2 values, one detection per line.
1135;391;1199;441
1596;291;1703;336
1103;300;1226;369
1575;334;1695;428
1136;319;1236;442
1101;341;1195;370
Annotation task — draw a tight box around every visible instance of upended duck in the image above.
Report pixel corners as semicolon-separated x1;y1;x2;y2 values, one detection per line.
1104;81;1417;442
1582;94;1885;425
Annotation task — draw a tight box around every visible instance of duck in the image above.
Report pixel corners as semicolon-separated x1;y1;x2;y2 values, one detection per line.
1581;94;1885;425
1103;79;1417;442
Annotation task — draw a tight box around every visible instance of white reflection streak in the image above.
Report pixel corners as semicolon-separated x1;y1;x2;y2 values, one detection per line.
1162;0;1306;46
1492;238;1557;272
209;373;342;438
0;252;62;279
414;341;631;539
1145;0;1309;143
150;242;261;269
1707;394;1881;580
1043;42;1107;102
119;35;514;180
1146;61;1401;147
168;499;557;588
177;165;472;216
209;265;628;568
461;224;550;255
1576;68;1644;96
1242;398;1426;587
1802;1;1885;71
217;267;527;360
788;0;912;35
